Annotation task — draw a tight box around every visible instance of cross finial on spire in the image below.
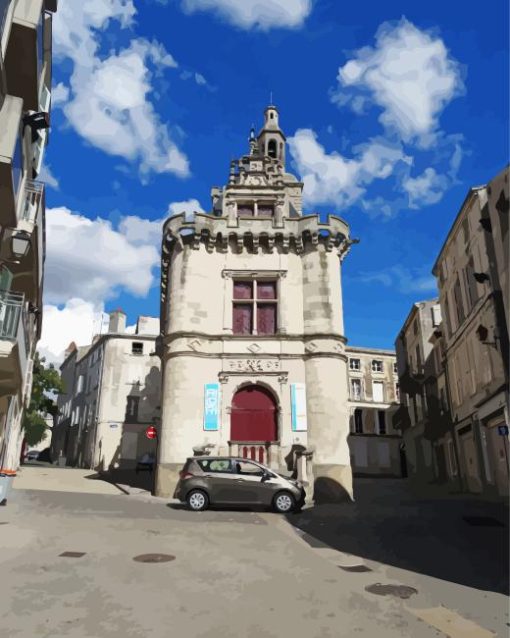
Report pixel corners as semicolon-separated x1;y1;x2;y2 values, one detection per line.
270;90;273;105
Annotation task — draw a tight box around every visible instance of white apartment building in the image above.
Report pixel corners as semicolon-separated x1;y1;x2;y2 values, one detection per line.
0;0;57;501
53;312;162;472
345;346;402;477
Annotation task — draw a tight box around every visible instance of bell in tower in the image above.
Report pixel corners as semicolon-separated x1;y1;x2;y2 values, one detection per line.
257;104;286;168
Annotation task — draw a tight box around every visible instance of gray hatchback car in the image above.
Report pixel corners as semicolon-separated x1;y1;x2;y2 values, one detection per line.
174;456;305;513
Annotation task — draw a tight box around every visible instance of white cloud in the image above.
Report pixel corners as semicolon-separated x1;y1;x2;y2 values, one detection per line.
179;0;312;30
356;265;437;295
53;1;189;178
118;198;205;246
38;298;100;365
402;167;449;209
335;18;464;144
52;82;70;105
38;162;59;190
44;207;160;306
288;128;411;208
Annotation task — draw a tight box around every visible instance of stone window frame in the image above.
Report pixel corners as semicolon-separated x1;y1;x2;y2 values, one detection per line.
222;270;287;335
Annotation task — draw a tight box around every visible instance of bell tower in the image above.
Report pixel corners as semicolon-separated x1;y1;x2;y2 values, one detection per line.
257;104;286;168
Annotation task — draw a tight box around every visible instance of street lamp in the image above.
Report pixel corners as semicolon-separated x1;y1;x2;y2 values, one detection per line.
10;230;31;260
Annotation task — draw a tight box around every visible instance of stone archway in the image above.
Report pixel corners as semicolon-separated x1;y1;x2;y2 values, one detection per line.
230;385;277;463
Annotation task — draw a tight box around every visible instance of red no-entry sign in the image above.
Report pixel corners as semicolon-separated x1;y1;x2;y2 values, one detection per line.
145;426;157;440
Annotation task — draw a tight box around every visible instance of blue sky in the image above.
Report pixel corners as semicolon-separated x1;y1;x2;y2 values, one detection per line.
38;0;509;361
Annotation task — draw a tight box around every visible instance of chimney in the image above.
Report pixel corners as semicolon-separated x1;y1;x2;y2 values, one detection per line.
108;309;126;334
64;341;77;360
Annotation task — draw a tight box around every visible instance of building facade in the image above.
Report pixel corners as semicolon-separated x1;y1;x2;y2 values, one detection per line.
432;178;509;498
0;0;57;498
394;168;509;498
394;300;443;483
52;312;162;472
345;346;402;477
156;106;357;502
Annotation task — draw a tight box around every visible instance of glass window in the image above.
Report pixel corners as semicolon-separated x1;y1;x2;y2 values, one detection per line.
373;381;384;403
349;358;361;371
12;132;23;197
234;460;264;476
371;360;383;373
198;459;232;473
232;279;277;335
257;204;274;218
351;379;361;400
132;342;143;355
393;362;398;374
126;396;139;421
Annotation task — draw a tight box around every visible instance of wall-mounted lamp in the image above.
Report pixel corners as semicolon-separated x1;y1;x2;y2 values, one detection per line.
11;230;31;261
23;111;50;143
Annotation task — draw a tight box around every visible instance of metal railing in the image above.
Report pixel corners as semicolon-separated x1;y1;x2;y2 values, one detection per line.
22;180;44;224
0;290;24;339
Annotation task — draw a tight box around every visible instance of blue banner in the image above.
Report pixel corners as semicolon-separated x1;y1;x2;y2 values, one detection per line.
204;383;220;431
291;383;307;432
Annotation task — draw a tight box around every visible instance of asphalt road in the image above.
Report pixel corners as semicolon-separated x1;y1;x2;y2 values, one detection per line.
0;467;506;637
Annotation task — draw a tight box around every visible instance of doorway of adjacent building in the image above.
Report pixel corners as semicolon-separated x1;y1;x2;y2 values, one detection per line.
231;386;277;463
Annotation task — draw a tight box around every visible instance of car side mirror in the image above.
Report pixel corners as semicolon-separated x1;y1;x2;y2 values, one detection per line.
261;472;271;482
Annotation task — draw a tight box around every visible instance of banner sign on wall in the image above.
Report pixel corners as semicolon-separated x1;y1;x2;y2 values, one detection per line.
204;383;220;431
291;383;307;432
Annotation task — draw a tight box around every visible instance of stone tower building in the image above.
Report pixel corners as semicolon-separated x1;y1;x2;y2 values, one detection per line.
156;105;356;502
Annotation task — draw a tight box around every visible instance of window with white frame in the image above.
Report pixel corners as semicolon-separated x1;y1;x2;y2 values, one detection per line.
349;358;361;371
350;379;362;400
371;360;383;373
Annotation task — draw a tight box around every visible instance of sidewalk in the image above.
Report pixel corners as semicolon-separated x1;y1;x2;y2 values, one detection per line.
13;465;125;496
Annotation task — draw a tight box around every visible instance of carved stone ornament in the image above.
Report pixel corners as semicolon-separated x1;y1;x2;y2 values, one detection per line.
226;359;281;373
305;342;318;353
247;343;262;354
187;339;203;352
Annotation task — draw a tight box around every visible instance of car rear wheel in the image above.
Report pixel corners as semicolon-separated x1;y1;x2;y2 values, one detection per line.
273;491;296;513
186;489;209;512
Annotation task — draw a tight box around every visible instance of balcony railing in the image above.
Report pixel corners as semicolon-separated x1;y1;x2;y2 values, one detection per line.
22;179;44;224
0;290;29;383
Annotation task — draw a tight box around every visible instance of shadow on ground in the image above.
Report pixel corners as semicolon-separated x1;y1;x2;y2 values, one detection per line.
286;478;509;595
86;469;155;493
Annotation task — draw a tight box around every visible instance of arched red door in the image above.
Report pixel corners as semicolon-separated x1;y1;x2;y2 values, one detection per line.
231;385;277;442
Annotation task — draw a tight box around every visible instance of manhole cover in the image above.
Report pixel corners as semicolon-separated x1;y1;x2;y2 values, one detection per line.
133;553;175;563
365;583;418;599
463;516;504;527
340;564;372;573
59;552;86;558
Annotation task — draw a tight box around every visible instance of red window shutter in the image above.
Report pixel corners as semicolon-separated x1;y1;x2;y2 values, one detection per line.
233;281;253;299
233;304;253;334
257;304;276;335
257;281;276;299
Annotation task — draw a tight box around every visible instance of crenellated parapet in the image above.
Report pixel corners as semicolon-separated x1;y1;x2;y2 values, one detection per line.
162;212;352;256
